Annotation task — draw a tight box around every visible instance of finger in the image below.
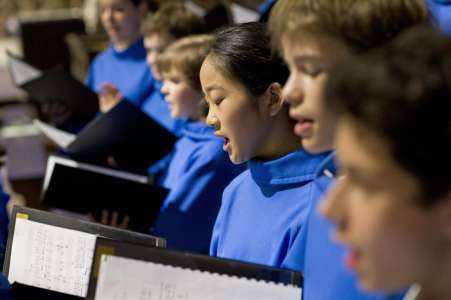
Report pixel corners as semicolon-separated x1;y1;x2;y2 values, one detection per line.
119;215;130;229
101;210;108;225
110;211;119;226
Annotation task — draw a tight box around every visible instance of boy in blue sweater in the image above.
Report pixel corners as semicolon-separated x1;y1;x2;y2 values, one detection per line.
200;23;328;267
150;35;244;253
268;0;428;299
87;0;152;109
323;25;451;300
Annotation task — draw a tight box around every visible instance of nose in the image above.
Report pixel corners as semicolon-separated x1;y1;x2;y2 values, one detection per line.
282;73;303;106
160;81;169;95
206;107;219;129
320;178;348;231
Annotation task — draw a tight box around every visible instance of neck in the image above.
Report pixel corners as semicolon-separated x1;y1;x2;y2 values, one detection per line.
256;111;301;161
114;34;141;51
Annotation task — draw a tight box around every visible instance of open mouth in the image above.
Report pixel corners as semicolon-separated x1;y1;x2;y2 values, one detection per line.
294;119;314;137
344;249;361;272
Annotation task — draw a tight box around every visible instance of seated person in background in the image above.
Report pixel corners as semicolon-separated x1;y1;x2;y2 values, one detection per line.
201;22;328;267
150;35;244;253
0;179;9;267
86;0;153;111
199;0;234;32
101;3;206;136
322;25;451;300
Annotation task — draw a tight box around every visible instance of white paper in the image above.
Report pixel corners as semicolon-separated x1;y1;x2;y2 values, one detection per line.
231;4;260;23
8;218;97;297
33;119;76;149
95;255;302;300
7;53;42;86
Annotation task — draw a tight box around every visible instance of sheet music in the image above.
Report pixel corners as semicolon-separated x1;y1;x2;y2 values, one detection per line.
95;255;302;300
7;53;42;86
8;217;97;297
33;119;76;149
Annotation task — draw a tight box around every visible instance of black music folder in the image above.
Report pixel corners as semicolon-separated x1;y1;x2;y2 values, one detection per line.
7;52;98;126
3;206;165;299
41;155;169;232
87;238;303;300
34;99;177;174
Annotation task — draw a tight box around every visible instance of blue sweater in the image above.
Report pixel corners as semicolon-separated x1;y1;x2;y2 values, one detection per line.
140;80;184;136
282;153;404;300
86;38;153;107
151;121;244;253
210;150;328;267
428;0;451;35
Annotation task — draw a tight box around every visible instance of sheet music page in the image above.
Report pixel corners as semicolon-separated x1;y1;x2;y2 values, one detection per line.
7;54;42;86
95;255;302;300
8;217;97;297
33;119;76;149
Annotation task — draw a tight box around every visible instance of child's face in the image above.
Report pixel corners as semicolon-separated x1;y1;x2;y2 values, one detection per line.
100;0;144;46
144;34;171;81
281;34;348;154
321;116;447;293
200;56;274;164
161;70;200;119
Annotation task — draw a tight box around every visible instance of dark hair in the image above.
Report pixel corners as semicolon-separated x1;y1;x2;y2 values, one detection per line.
208;22;289;97
326;25;451;204
141;4;206;40
269;0;428;54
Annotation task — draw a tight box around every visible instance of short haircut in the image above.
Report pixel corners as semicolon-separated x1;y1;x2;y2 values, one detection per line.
141;3;206;41
159;34;214;94
269;0;428;54
325;25;451;204
208;22;289;97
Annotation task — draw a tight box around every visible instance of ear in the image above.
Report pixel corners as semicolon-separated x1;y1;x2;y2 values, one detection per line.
261;82;284;117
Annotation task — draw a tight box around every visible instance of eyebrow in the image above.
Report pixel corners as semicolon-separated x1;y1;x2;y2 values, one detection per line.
205;85;225;93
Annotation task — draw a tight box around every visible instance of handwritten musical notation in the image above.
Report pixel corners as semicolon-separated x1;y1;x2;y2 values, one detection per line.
95;255;301;300
8;218;96;297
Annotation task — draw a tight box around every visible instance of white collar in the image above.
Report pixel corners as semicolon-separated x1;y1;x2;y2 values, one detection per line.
403;284;421;300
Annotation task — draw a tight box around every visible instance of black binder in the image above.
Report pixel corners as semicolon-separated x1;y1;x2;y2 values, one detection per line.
67;99;177;174
3;206;165;299
41;155;169;232
7;52;98;126
34;99;177;174
87;237;303;299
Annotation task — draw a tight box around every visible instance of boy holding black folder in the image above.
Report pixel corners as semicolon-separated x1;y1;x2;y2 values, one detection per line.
149;35;244;253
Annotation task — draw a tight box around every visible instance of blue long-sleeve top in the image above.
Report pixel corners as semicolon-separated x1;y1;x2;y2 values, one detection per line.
428;0;451;35
140;80;184;136
282;153;404;300
86;38;153;107
210;149;328;267
151;121;244;253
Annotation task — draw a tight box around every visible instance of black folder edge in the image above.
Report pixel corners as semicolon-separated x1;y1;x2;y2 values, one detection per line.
87;237;303;300
3;206;166;287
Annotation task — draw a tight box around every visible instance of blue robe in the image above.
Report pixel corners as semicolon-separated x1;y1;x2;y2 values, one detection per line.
282;153;404;300
210;150;328;267
151;121;244;253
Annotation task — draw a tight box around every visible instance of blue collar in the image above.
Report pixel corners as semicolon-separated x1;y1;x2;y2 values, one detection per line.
249;149;329;186
112;37;145;58
314;151;337;178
